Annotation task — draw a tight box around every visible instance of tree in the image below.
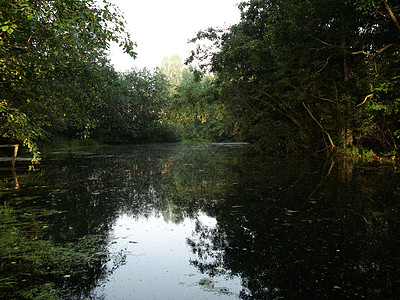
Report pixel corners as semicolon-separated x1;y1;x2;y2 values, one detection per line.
93;68;175;143
162;68;230;141
159;54;184;86
188;0;400;156
0;0;136;160
158;54;229;141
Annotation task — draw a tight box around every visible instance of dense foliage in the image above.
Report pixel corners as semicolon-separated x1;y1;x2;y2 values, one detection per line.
92;67;177;143
159;55;230;141
189;0;400;156
0;0;135;160
163;67;229;141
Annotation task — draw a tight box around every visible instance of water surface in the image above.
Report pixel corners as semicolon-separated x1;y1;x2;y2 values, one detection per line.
1;143;399;299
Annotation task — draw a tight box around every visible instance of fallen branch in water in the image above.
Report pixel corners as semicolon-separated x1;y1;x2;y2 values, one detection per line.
349;210;373;225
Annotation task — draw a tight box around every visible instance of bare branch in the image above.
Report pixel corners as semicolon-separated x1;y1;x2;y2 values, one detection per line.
352;43;395;57
391;75;400;81
357;93;374;107
311;36;333;47
375;10;388;18
316;55;332;74
317;97;336;103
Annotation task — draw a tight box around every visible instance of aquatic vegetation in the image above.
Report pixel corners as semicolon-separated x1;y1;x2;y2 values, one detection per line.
0;202;109;299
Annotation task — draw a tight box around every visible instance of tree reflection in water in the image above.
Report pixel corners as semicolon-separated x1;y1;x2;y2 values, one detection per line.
182;148;400;299
1;143;399;299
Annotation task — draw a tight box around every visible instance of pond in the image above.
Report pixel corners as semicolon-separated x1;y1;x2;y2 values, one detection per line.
1;143;399;299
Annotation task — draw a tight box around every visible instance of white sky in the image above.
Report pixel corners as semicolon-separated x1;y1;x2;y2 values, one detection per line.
107;0;241;71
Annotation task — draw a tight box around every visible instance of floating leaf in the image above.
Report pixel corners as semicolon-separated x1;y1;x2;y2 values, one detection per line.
334;286;342;289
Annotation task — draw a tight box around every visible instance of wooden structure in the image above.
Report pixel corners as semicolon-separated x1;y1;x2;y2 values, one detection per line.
0;144;19;167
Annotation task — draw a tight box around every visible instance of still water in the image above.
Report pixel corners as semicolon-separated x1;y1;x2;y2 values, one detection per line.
1;143;399;299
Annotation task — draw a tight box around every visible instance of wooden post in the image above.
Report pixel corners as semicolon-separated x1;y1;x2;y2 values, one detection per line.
12;167;19;189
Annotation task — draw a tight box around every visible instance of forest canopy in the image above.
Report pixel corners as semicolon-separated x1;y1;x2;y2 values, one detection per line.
1;0;400;160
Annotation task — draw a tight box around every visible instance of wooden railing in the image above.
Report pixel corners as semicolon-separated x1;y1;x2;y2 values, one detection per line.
0;144;19;167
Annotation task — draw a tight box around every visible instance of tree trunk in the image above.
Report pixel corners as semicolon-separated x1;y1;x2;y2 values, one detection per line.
341;10;353;149
383;1;400;33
